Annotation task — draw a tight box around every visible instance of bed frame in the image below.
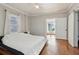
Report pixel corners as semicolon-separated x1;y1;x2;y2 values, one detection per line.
0;36;4;44
39;42;47;55
0;36;24;55
0;32;28;55
0;35;47;55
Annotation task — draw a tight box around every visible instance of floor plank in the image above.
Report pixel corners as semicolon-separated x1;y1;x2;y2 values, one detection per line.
40;39;79;55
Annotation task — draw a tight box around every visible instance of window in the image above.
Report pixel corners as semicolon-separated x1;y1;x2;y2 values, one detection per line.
47;18;55;33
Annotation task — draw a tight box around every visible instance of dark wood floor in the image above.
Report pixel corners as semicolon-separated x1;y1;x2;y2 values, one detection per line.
40;39;79;55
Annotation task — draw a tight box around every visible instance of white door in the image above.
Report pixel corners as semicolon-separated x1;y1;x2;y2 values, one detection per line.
55;17;67;39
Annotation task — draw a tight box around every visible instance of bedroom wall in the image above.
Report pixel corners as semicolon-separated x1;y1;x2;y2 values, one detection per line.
66;4;79;47
0;4;29;36
74;11;78;47
0;6;5;36
55;17;67;39
28;13;67;39
18;14;28;32
68;11;78;47
68;11;75;47
29;16;45;36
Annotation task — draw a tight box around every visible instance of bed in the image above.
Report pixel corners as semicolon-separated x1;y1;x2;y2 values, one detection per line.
0;33;47;55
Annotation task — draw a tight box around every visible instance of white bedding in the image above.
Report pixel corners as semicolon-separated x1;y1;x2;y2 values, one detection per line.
2;33;47;55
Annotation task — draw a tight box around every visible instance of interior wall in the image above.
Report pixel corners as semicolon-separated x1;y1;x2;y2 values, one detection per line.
66;4;79;47
25;16;29;32
29;14;67;39
56;17;67;39
68;11;78;47
0;5;29;36
0;7;5;36
20;14;27;32
74;11;78;47
68;11;75;47
29;16;45;36
4;11;22;34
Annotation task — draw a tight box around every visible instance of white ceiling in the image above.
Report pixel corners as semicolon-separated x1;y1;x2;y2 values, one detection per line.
5;3;73;16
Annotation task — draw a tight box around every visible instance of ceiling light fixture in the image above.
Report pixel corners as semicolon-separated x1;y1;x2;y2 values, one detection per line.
35;5;39;9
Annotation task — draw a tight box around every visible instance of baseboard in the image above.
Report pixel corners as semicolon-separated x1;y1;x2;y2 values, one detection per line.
56;38;67;40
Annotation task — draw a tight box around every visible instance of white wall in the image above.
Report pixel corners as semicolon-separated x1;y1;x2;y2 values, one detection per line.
4;11;22;34
68;11;75;47
65;4;79;47
66;4;79;47
29;14;67;39
74;11;78;47
4;11;28;35
0;5;29;36
25;16;29;32
29;16;45;36
0;8;5;36
56;17;67;39
68;11;78;47
20;14;29;32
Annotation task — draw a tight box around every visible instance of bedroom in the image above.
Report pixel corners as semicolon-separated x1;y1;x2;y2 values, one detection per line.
0;3;79;55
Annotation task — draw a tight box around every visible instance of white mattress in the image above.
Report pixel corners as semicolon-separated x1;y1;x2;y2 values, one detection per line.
2;33;47;55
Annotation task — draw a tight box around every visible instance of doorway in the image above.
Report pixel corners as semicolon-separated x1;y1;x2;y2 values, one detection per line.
46;19;56;39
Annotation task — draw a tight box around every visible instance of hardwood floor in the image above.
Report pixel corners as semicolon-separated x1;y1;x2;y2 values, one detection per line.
40;39;79;55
